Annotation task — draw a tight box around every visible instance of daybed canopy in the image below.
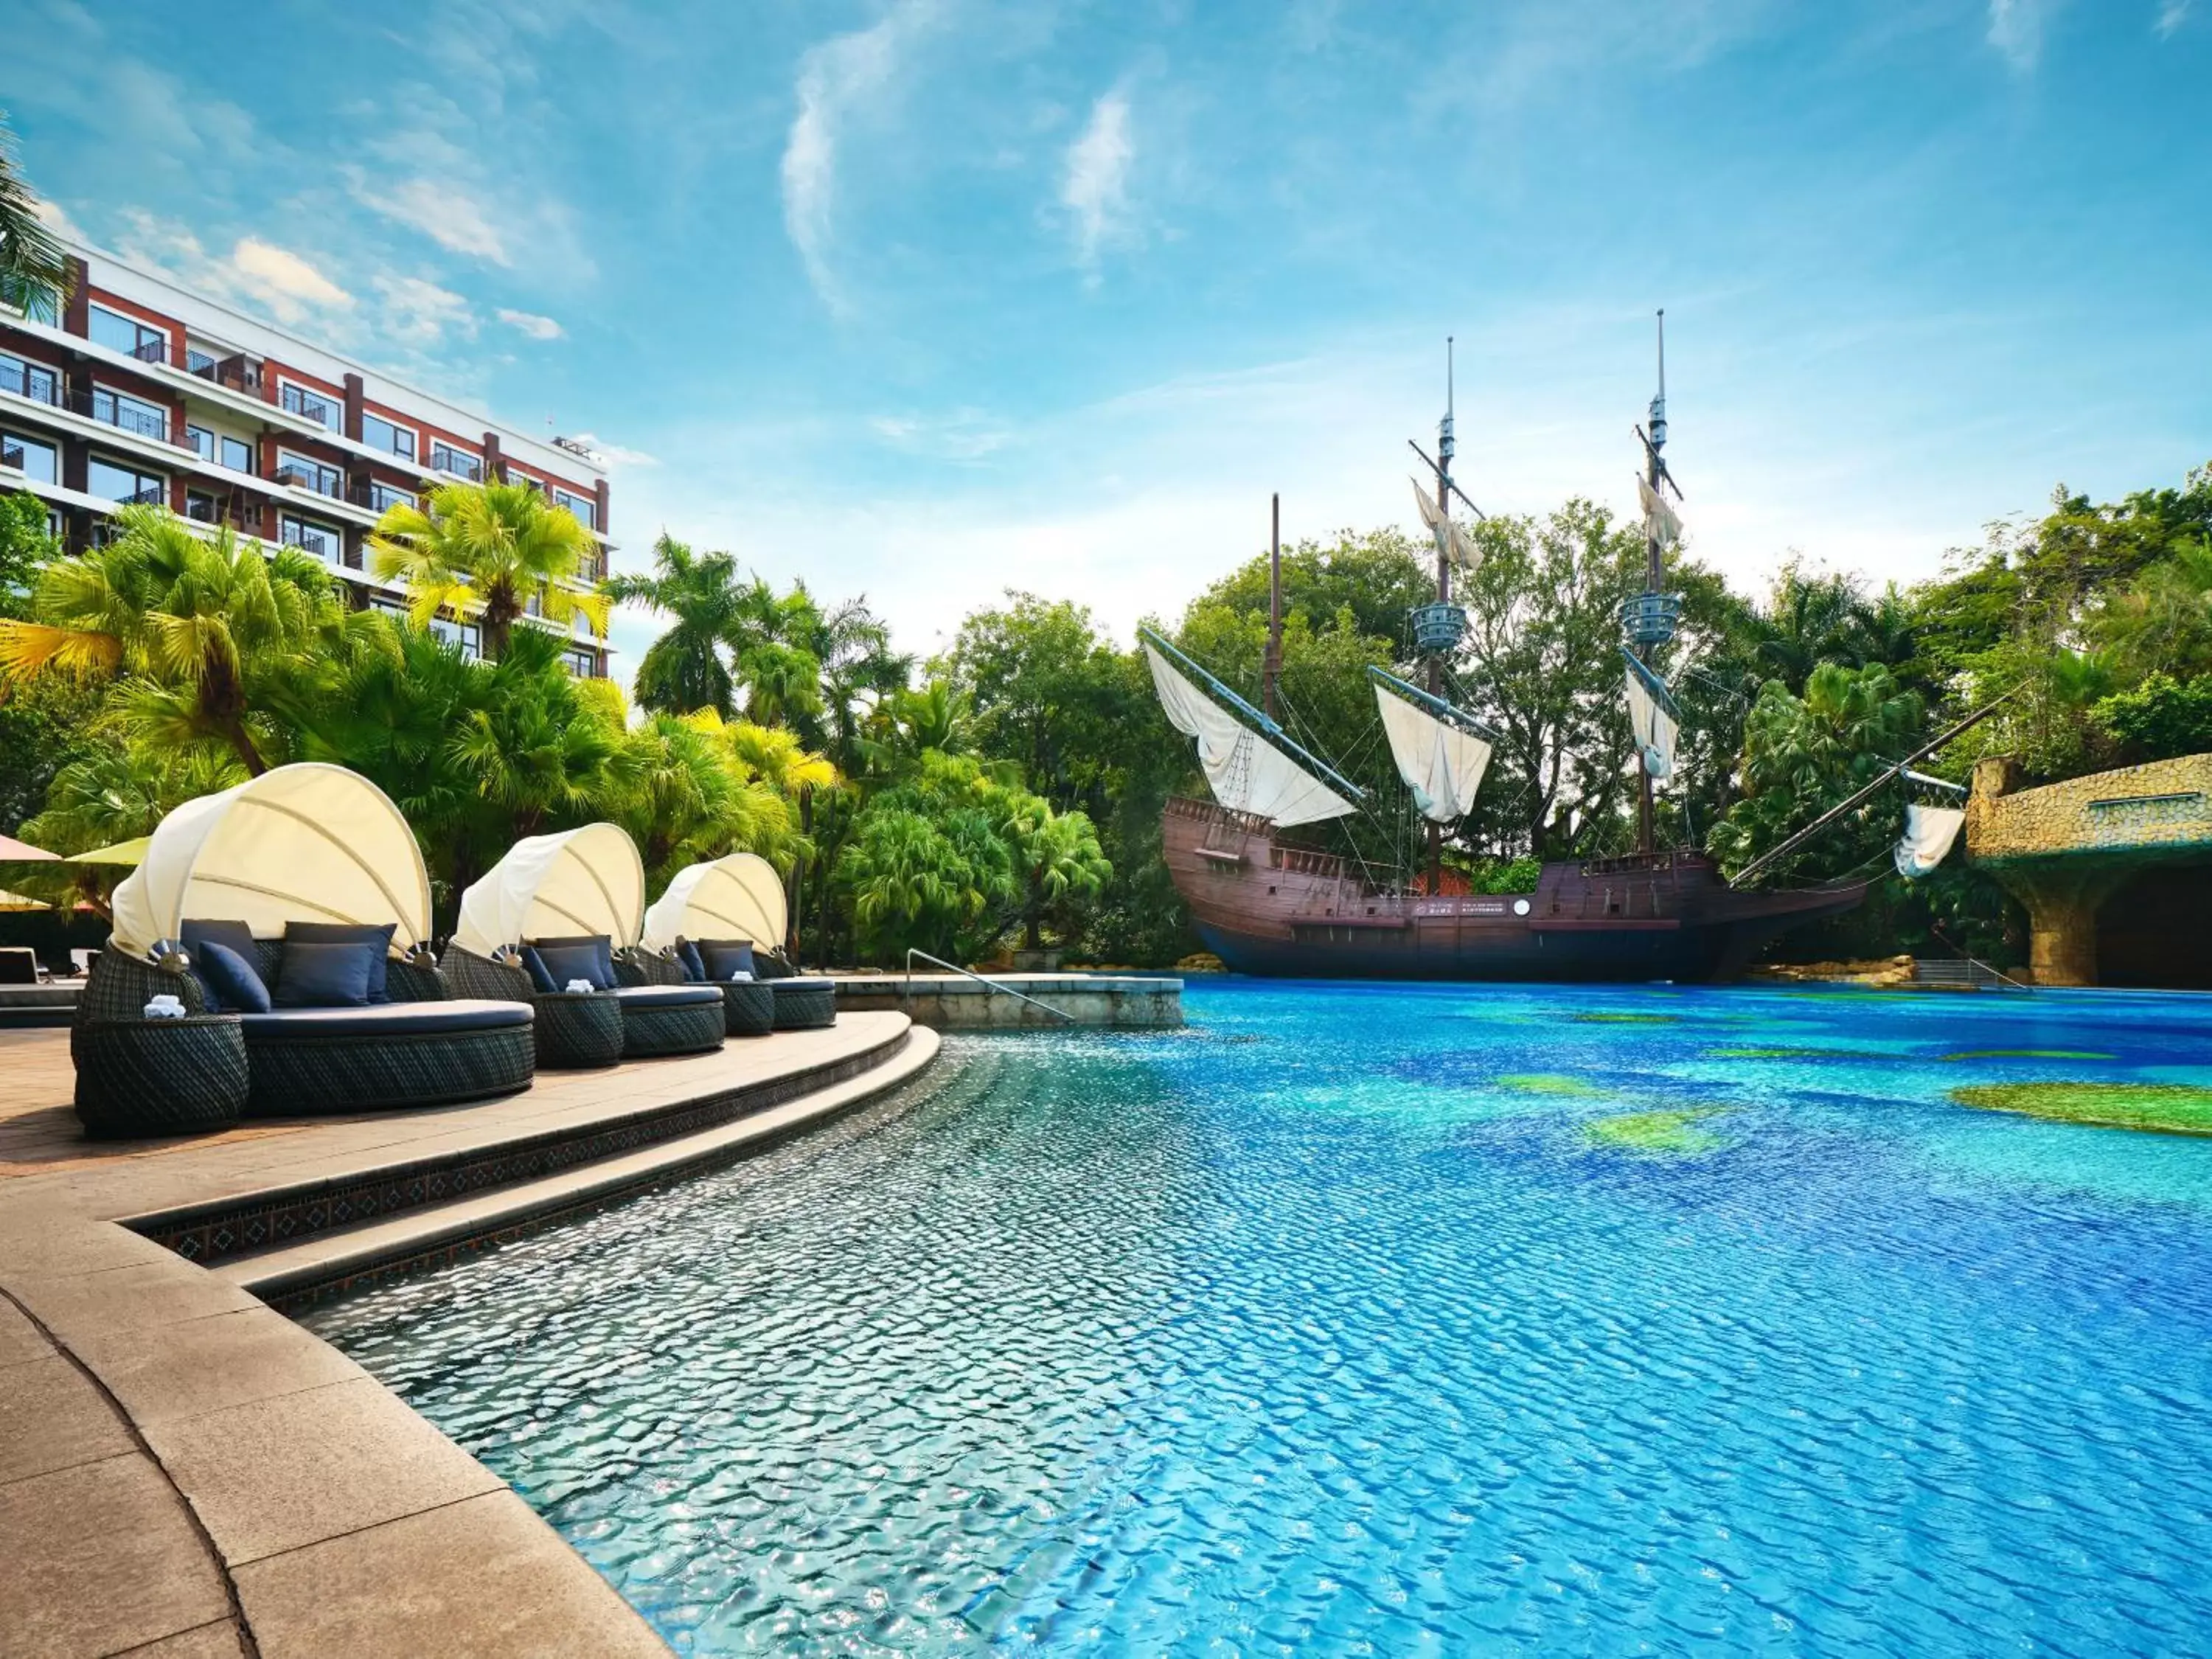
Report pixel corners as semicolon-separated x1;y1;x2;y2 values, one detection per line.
641;852;787;954
453;823;646;957
111;763;433;959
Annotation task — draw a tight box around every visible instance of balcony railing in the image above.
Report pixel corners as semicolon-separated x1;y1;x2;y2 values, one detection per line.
89;390;173;442
116;484;166;508
273;465;344;500
0;359;61;406
129;337;169;366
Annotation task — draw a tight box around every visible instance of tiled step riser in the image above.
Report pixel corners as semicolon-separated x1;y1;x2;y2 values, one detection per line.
127;1032;910;1268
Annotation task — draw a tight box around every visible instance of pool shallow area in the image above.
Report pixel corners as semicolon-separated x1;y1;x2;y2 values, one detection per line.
302;981;2212;1655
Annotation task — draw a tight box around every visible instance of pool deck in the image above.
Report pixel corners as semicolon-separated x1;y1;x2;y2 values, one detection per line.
0;1012;939;1658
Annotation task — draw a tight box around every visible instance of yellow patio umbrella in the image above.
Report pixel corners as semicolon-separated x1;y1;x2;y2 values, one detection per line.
67;838;151;866
0;888;52;911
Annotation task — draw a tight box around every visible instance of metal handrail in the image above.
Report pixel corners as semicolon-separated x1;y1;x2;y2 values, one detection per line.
903;949;1074;1023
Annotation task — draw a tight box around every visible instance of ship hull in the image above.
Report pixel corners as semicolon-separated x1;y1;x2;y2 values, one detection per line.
1164;797;1865;984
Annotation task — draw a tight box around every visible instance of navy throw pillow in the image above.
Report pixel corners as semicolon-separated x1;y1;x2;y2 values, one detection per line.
516;945;558;992
699;939;756;981
533;940;610;992
284;922;398;1002
530;934;616;990
181;917;257;967
195;940;271;1014
676;939;708;984
273;939;377;1008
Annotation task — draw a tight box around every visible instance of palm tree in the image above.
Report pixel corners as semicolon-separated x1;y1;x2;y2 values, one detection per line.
1004;798;1110;950
603;533;748;717
0;112;70;322
608;712;796;883
369;479;610;661
0;504;359;774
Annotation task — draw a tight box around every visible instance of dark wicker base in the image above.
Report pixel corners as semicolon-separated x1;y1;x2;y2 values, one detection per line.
244;1022;536;1117
771;980;838;1031
74;1018;249;1139
620;996;726;1059
721;980;776;1037
531;992;625;1068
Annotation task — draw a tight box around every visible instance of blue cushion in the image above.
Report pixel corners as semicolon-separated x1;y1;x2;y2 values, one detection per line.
284;922;397;1002
196;940;271;1014
240;998;533;1040
676;939;708;984
181;917;257;964
699;939;756;981
613;985;723;1007
273;939;377;1008
518;945;560;993
532;937;614;991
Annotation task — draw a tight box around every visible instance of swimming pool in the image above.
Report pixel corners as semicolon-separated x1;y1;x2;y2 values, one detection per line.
303;981;2212;1654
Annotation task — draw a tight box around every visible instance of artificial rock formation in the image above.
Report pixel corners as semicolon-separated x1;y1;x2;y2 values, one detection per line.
1966;753;2212;986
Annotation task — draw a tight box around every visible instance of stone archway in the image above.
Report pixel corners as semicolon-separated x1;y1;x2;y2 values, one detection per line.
1966;754;2212;987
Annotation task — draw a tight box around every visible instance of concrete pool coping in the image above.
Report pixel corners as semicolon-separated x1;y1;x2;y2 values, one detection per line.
0;1012;939;1657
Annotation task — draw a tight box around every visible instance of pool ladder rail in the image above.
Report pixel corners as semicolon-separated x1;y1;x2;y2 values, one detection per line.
902;949;1077;1024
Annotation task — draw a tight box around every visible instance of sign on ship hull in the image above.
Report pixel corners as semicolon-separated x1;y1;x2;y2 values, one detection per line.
1164;797;1866;984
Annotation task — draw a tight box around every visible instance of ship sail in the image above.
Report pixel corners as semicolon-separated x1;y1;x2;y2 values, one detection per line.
1638;473;1683;549
1143;643;1357;827
1893;803;1965;879
1621;648;1680;780
1411;477;1481;571
1373;678;1491;824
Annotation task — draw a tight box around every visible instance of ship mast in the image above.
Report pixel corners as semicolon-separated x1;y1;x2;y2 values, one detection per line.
1262;493;1283;722
1627;310;1685;857
1406;338;1481;894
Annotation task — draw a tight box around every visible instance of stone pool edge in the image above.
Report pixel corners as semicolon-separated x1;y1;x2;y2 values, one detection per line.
0;1015;942;1658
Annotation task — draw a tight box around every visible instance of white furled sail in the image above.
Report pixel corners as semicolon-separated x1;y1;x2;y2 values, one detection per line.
1411;477;1482;572
1622;652;1680;781
1638;474;1683;549
1144;644;1356;827
1374;682;1491;824
1893;804;1966;880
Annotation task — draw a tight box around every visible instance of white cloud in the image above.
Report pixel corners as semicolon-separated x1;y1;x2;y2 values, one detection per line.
781;5;932;310
29;197;84;241
1061;91;1134;276
497;307;565;341
1987;0;2054;70
350;173;511;265
565;432;659;468
2157;0;2192;35
230;237;355;319
117;214;355;327
869;408;1011;462
375;274;476;344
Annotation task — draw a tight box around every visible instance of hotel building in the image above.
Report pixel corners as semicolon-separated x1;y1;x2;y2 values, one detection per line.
0;239;614;676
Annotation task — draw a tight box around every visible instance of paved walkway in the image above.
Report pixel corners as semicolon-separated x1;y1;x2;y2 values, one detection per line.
0;1015;936;1658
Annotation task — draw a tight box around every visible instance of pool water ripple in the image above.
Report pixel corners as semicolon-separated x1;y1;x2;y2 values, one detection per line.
304;981;2212;1655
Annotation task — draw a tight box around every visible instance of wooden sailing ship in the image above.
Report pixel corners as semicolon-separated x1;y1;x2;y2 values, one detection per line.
1147;324;1875;983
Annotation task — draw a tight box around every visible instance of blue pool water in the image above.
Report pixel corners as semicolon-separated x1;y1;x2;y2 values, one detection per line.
303;981;2212;1655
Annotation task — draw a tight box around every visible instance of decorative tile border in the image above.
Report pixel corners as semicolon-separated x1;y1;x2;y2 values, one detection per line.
127;1032;911;1270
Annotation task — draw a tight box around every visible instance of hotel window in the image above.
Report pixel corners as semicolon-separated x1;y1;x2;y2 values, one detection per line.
185;490;218;524
552;487;597;531
186;425;215;462
361;411;416;461
88;304;168;364
504;467;538;492
274;451;343;499
279;381;340;428
220;436;254;474
1;432;58;484
429;613;481;658
366;481;416;514
0;351;59;405
279;515;342;563
563;647;597;678
185;347;219;375
91;386;171;442
88;456;167;507
430;441;481;481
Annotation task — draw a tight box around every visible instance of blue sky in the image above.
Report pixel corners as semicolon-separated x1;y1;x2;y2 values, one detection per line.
7;0;2208;675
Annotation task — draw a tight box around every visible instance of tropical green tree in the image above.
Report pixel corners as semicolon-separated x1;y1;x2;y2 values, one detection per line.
369;479;610;661
0;113;70;321
604;533;750;717
0;504;361;774
1708;662;1924;886
608;711;795;884
1004;796;1111;950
